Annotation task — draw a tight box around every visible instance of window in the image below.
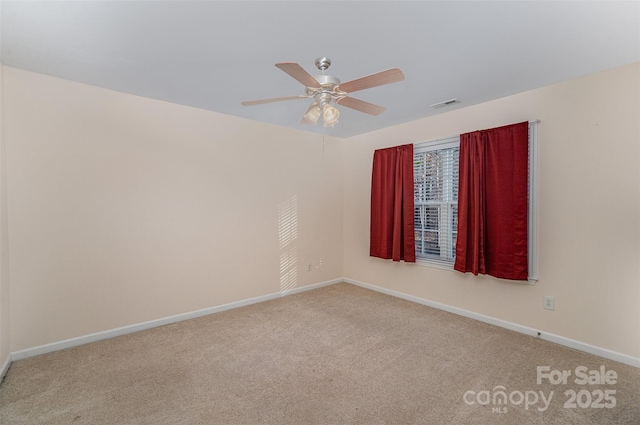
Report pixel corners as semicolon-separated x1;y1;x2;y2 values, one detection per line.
413;137;459;265
412;122;538;281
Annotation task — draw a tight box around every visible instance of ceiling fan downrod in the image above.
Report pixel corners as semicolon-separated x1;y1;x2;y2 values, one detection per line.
311;57;341;92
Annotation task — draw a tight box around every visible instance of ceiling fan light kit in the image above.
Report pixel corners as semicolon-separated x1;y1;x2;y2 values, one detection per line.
242;57;405;128
322;103;340;128
302;102;321;125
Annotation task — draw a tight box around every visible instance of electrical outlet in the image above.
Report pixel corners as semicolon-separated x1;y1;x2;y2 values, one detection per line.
543;296;555;311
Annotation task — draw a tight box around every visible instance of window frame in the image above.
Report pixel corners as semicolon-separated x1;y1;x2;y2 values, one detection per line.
413;121;539;283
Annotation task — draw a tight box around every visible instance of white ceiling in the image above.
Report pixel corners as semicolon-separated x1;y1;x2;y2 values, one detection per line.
2;1;639;138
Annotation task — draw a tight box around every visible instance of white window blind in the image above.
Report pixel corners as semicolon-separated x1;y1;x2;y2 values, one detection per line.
413;137;460;265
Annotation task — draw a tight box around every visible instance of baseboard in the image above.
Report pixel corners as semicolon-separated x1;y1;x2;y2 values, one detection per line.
10;276;639;369
11;278;342;361
344;278;640;368
0;353;11;384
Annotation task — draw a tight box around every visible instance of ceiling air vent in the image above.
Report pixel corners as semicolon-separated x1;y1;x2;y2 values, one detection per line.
430;98;459;109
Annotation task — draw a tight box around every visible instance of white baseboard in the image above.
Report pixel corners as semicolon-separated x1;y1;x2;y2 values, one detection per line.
9;276;639;369
344;278;640;369
0;353;11;383
11;278;342;362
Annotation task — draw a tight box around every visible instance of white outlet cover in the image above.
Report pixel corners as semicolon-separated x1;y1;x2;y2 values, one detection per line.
544;296;555;310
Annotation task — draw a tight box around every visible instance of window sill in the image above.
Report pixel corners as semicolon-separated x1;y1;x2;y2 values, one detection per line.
415;258;455;271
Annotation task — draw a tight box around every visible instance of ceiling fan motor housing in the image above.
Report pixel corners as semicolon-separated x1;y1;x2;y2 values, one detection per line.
306;73;343;107
315;74;341;91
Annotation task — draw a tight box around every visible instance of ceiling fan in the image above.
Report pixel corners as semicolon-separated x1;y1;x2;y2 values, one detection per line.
241;57;405;128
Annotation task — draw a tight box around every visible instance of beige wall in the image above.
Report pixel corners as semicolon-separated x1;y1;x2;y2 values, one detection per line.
343;63;640;359
0;62;10;369
4;67;344;351
3;63;639;361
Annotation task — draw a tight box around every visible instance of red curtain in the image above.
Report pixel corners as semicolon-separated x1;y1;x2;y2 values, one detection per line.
370;144;416;262
454;122;529;280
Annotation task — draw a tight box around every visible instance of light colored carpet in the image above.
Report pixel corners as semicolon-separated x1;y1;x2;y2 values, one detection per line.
0;282;638;424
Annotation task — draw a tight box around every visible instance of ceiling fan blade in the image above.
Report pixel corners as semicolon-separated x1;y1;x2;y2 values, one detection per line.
275;62;322;89
337;68;405;94
241;95;309;106
336;96;386;116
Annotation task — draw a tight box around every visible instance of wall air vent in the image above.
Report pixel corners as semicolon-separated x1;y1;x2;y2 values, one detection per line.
430;98;460;108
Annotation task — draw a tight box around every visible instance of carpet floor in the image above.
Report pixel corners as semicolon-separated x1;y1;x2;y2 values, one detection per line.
1;282;638;424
